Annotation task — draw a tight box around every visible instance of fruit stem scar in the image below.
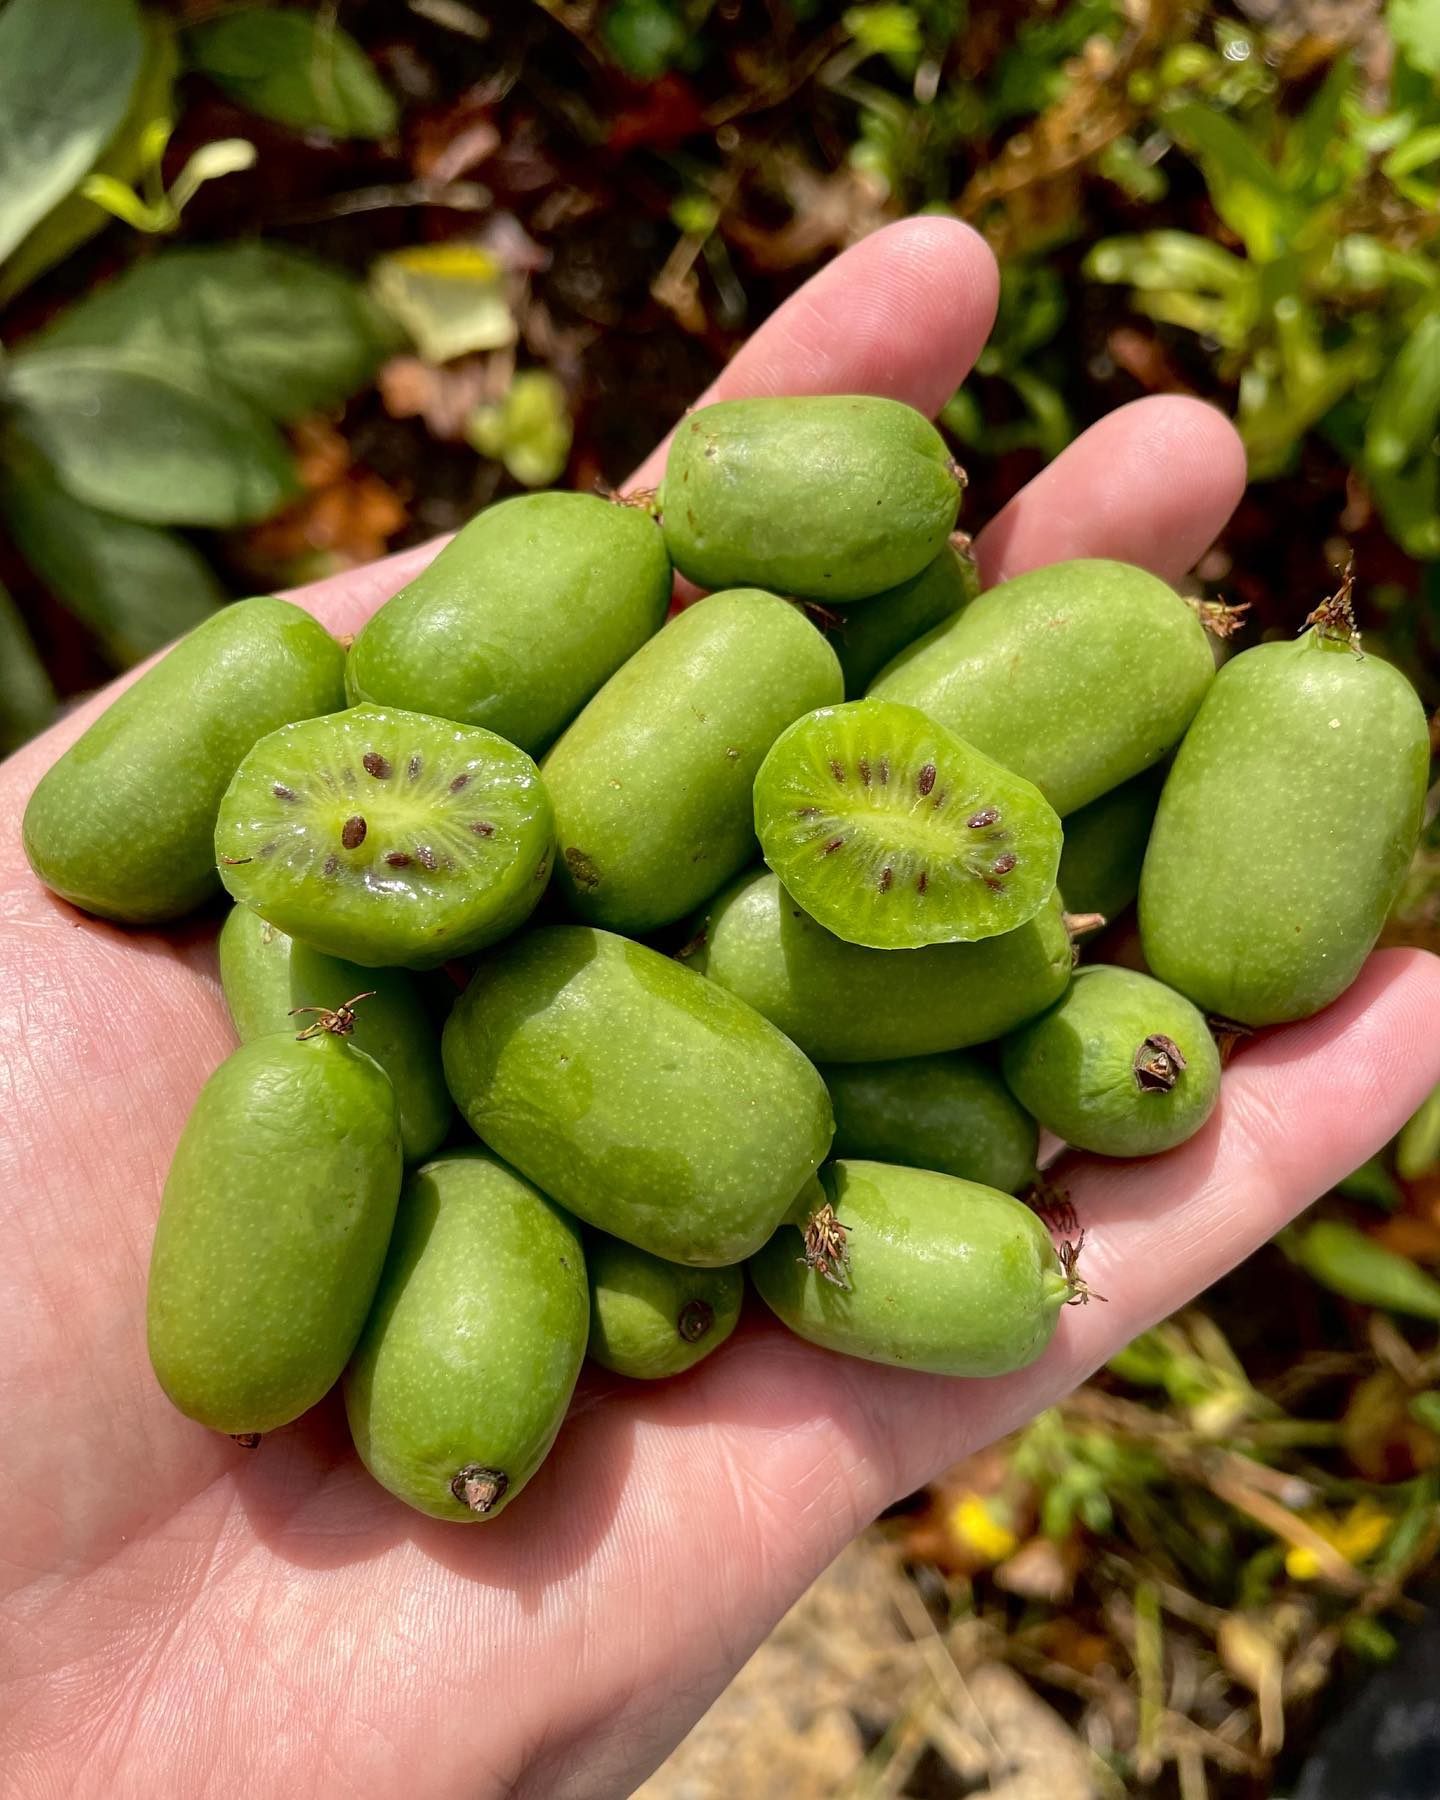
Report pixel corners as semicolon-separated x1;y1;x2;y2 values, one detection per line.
289;991;376;1040
230;1432;262;1449
1207;1014;1254;1065
677;1299;715;1343
451;1464;509;1515
1303;559;1364;657
800;1202;851;1290
1059;1233;1105;1305
1133;1033;1187;1093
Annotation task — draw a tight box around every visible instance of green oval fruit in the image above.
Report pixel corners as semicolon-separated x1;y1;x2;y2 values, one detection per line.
659;396;963;602
344;1150;588;1522
586;1233;743;1379
688;870;1072;1062
835;540;979;697
825;1054;1038;1194
1139;626;1429;1025
218;904;451;1161
147;1031;403;1434
23;596;345;923
345;492;671;756
544;588;841;933
1057;765;1165;922
1001;965;1220;1157
871;559;1214;814
442;925;833;1265
215;704;554;969
749;1160;1073;1376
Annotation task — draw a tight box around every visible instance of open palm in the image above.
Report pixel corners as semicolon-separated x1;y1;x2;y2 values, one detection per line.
4;219;1438;1800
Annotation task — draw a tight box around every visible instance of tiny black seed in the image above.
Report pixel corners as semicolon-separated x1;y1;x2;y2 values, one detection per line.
878;867;894;892
821;836;845;855
341;815;367;850
916;870;929;895
877;757;890;784
858;758;872;785
385;851;412;868
362;752;391;779
470;820;495;837
992;852;1017;875
272;783;297;802
967;806;1000;829
323;855;340;877
917;763;937;797
408;754;423;779
829;759;847;784
450;772;471;792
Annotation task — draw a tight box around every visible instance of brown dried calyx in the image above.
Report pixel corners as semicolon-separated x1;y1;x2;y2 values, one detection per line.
800;1201;851;1291
451;1464;509;1516
677;1299;715;1343
1303;560;1364;656
1186;595;1252;639
1207;1014;1254;1066
289;991;376;1040
1133;1033;1187;1093
1059;1233;1106;1306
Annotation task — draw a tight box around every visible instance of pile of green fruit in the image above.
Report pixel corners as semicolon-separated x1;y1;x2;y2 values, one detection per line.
22;396;1429;1524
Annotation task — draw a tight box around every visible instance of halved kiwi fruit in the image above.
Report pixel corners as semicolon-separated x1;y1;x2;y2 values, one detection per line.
752;698;1061;949
215;704;554;968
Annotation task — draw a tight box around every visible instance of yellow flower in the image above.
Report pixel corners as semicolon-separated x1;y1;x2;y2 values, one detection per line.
1284;1499;1391;1581
947;1493;1020;1564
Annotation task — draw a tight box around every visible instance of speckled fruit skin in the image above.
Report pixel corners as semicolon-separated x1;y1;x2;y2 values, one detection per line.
343;1151;588;1523
688;871;1071;1063
345;492;671;756
146;1032;403;1434
749;1160;1071;1377
825;1053;1038;1194
586;1233;743;1380
1139;633;1429;1026
442;925;833;1266
215;704;554;970
835;540;980;697
543;588;841;933
218;905;451;1162
659;396;962;602
23;596;345;924
1057;765;1165;922
1002;965;1221;1158
871;559;1214;815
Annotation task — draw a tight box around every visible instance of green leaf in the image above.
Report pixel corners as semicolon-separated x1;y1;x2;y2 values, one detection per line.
601;0;689;79
1390;0;1440;77
1284;54;1352;191
1396;1081;1440;1181
2;348;298;527
185;8;397;140
1162;101;1291;259
36;243;393;422
1288;1219;1440;1321
465;369;573;488
0;0;144;266
1365;308;1440;472
0;576;56;753
0;14;175;306
0;445;224;666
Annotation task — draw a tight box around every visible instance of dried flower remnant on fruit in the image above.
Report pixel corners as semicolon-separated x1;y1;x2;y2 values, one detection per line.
289;991;376;1040
1133;1033;1188;1093
1208;1014;1254;1065
230;1432;262;1449
1185;595;1252;639
451;1464;509;1516
1303;562;1364;656
1060;1233;1104;1305
801;1201;852;1290
1024;1176;1079;1239
677;1299;715;1343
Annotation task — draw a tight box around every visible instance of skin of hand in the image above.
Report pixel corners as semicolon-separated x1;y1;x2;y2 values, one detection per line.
2;217;1438;1800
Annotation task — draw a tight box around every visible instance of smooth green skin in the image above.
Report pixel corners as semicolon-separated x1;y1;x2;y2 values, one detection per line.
442;925;833;1266
1057;765;1165;921
543;588;842;933
1001;965;1221;1158
215;704;555;970
146;1032;403;1434
754;698;1063;948
689;869;1072;1063
217;904;451;1161
824;1053;1038;1195
871;559;1214;815
586;1233;743;1379
345;492;671;756
834;541;979;697
1138;633;1430;1026
749;1160;1071;1377
23;596;345;923
659;396;962;602
344;1151;589;1522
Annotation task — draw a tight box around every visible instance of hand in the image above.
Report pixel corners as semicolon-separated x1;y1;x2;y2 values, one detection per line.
3;218;1437;1800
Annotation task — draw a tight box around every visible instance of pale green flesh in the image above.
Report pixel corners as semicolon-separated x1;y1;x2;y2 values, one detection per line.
345;491;671;755
543;588;842;933
749;1160;1069;1377
660;396;962;602
689;870;1072;1062
824;1053;1038;1194
217;904;452;1161
23;596;345;923
586;1233;743;1379
1002;965;1221;1158
441;925;833;1265
1138;634;1429;1025
146;1033;403;1434
871;559;1214;815
344;1150;588;1522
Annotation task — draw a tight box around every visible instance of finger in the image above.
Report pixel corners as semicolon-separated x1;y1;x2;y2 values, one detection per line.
974;394;1247;587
